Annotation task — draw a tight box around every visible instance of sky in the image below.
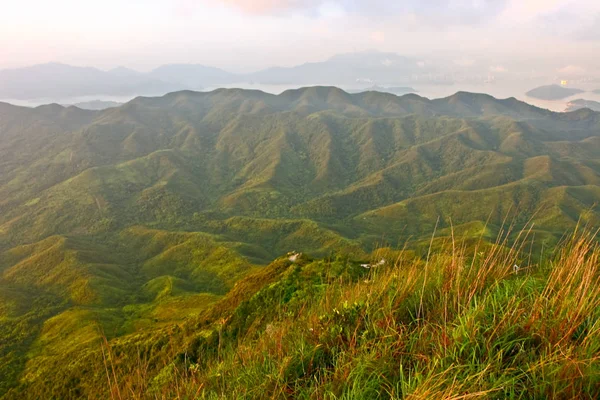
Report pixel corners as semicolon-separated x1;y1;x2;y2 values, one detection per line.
1;0;599;74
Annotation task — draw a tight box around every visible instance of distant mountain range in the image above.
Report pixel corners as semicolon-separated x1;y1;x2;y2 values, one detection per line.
0;51;458;100
244;52;437;85
0;63;182;99
526;84;585;100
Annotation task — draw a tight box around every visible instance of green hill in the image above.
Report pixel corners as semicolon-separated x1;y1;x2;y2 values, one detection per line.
1;87;600;397
4;232;600;399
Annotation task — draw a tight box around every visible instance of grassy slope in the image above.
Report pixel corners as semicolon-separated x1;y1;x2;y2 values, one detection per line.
0;228;258;395
4;230;599;399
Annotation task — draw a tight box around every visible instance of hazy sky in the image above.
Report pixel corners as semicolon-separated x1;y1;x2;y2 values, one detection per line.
1;0;599;73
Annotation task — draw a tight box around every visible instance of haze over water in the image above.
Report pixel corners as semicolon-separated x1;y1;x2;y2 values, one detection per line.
4;81;600;112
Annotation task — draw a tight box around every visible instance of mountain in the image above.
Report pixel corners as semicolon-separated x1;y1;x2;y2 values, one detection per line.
566;99;600;112
0;52;523;101
0;63;180;99
525;84;585;100
107;66;145;78
0;87;592;251
0;63;245;100
1;52;434;100
247;51;434;85
1;87;600;397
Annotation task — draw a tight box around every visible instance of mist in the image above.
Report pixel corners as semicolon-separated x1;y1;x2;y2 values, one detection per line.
1;0;600;111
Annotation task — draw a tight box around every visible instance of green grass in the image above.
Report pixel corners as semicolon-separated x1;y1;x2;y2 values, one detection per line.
151;230;600;398
3;228;598;399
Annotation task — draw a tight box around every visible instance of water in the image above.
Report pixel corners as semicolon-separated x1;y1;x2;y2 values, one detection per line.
3;83;600;112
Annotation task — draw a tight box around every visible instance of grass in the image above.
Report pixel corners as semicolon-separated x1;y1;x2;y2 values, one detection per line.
8;225;595;399
171;227;598;399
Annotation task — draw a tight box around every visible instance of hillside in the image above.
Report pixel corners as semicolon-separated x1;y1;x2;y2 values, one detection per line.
0;87;595;251
1;87;600;397
3;231;600;398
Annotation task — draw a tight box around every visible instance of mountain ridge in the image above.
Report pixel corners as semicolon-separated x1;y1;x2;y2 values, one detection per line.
1;87;598;249
1;86;600;396
0;51;485;100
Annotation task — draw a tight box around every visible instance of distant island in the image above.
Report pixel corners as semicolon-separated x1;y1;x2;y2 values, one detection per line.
565;99;600;112
70;100;123;110
348;85;416;96
526;84;585;100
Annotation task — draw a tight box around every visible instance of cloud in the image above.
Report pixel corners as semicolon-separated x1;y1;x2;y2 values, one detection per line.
341;0;510;26
557;65;586;76
500;0;567;22
317;2;346;17
411;0;509;24
370;31;385;43
525;2;600;41
203;0;320;15
204;0;508;23
575;14;600;40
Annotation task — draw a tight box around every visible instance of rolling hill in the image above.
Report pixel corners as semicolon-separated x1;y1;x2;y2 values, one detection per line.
1;87;595;248
1;87;600;397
